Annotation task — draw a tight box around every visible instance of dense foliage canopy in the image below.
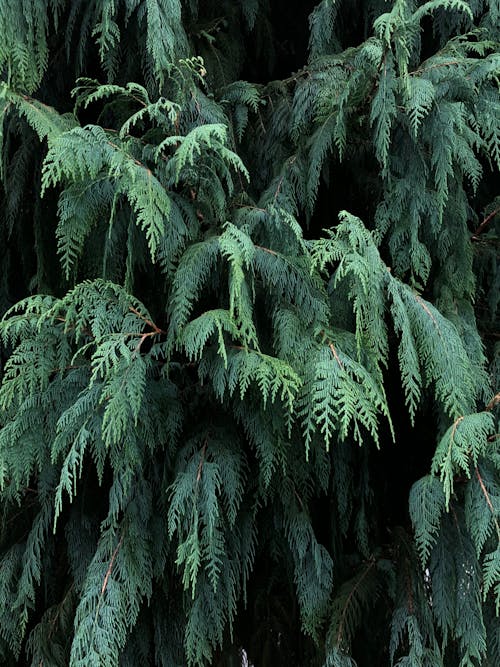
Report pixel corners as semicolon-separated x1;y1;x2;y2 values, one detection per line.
0;1;499;665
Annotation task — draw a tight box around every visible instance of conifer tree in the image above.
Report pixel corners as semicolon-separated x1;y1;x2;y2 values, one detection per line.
0;1;499;665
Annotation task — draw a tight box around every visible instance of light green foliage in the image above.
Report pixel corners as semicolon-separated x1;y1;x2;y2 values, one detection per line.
409;475;446;563
0;1;498;666
431;412;495;507
0;85;77;144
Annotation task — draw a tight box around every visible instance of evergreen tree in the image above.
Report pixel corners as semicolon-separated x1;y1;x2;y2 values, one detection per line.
0;1;499;665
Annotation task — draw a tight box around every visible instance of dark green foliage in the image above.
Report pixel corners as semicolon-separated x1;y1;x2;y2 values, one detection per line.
0;1;499;665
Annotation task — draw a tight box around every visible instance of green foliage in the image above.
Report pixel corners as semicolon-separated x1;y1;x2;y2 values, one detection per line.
0;1;498;666
431;412;495;507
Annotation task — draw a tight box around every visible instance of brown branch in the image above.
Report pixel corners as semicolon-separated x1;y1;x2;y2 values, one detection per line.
319;330;344;368
281;68;311;86
128;305;165;335
414;295;441;335
103;126;170;163
475;467;496;514
273;174;285;203
6;500;39;526
89;533;124;654
472;207;500;238
50;363;87;374
485;392;500;412
196;441;208;483
48;584;75;640
445;416;464;472
100;534;124;595
475;467;500;540
105;138;149;169
254;244;278;256
410;60;462;76
54;316;94;339
328;341;344;369
132;331;154;352
20;94;54;110
235;204;267;214
291;483;305;511
336;560;376;649
451;415;464;438
128;94;148;109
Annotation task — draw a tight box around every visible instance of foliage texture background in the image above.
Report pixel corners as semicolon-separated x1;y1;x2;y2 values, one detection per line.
0;1;499;665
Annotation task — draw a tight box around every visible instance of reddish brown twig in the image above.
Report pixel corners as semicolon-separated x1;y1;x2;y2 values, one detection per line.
336;560;376;649
196;441;208;482
475;467;500;540
473;207;500;238
328;341;344;368
101;534;124;595
254;244;278;256
319;330;344;368
485;392;500;412
129;305;165;334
